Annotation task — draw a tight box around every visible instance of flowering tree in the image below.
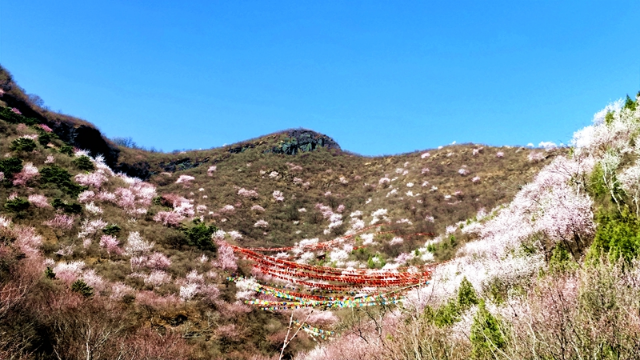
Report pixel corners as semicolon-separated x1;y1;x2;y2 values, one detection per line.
176;174;195;185
12;163;38;186
99;235;122;256
619;163;640;216
28;194;51;208
254;220;269;228
238;188;259;198
43;214;75;230
215;242;238;271
273;190;285;202
124;232;154;256
74;172;108;189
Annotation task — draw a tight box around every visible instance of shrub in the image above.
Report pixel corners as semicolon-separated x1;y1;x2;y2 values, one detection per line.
71;279;93;297
0;157;23;179
624;94;637;112
10;137;37;152
40;165;85;196
183;219;218;252
457;277;479;308
102;224;121;236
549;243;577;273
37;132;51;146
52;198;83;214
5;197;30;212
470;300;507;359
45;267;56;279
72;155;95;171
588;208;640;264
425;277;479;327
59;145;74;156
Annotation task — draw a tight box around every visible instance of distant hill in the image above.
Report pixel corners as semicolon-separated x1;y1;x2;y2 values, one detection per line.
0;64;569;359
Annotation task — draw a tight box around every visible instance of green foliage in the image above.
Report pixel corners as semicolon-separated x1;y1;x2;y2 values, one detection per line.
40;165;85;196
37;132;51;146
10;137;37;152
366;255;386;269
52;198;82;214
605;111;615;125
366;256;376;269
0;157;23;179
102;224;121;236
45;267;56;279
589;163;607;198
470;300;506;359
59;145;74;156
152;196;163;206
424;277;479;327
0;106;39;125
457;277;479;308
449;235;457;247
71;279;93;297
549;243;576;273
182;219;218;252
0;106;24;123
427;299;460;327
72;155;95;171
588;208;640;264
624;94;637;112
5;197;30;212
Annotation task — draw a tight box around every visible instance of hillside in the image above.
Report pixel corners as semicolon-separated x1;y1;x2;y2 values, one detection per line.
5;64;639;360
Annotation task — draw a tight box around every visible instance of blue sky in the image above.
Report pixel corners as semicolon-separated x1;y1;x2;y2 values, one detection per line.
1;1;639;155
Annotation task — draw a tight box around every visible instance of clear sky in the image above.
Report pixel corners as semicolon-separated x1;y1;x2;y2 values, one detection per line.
1;1;639;155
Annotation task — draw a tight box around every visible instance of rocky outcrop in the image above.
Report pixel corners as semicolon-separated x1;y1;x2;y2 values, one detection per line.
266;129;341;155
0;67;121;168
113;161;151;180
158;157;210;173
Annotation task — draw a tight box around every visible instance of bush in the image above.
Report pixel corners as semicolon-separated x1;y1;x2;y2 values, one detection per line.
102;224;121;236
4;197;30;212
425;277;479;327
59;145;74;156
470;300;506;359
10;137;37;152
37;132;51;146
45;267;56;279
40;165;85;196
624;94;637;112
0;157;23;179
71;279;93;297
549;243;577;274
457;277;479;308
588;208;640;264
183;219;218;252
72;155;95;171
0;106;38;125
52;198;82;214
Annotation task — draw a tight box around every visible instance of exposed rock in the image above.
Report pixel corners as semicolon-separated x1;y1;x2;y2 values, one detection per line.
228;144;256;154
266;129;340;155
113;161;151;180
158;157;210;173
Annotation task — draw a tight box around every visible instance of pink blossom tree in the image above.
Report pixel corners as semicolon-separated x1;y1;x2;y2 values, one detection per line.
28;194;51;208
238;188;259;198
254;220;269;228
99;235;122;257
214;242;238;271
12;163;38;186
74;172;108;189
43;214;75;230
273;190;285;202
153;211;185;226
